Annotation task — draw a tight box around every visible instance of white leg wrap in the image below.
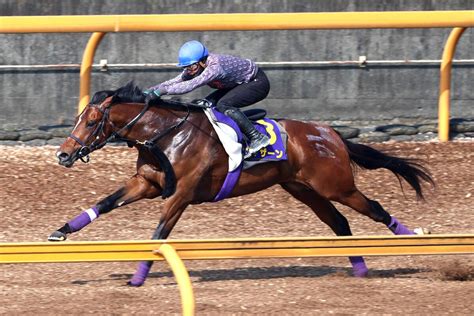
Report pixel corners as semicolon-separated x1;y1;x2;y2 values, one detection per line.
85;208;98;221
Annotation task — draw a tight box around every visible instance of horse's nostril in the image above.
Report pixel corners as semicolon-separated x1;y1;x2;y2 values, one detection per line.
57;152;70;161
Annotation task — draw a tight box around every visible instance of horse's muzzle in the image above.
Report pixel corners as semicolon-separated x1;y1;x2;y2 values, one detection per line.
56;150;76;168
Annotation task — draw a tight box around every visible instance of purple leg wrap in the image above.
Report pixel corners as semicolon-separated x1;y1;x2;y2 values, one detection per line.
68;206;99;232
349;256;369;277
129;262;151;286
388;216;415;235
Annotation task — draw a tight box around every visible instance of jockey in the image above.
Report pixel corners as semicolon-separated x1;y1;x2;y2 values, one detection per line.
144;40;271;158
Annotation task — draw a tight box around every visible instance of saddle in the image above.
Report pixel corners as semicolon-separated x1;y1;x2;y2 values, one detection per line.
201;106;288;202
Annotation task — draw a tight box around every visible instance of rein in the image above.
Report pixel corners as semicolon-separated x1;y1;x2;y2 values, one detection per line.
138;105;190;147
105;101;191;148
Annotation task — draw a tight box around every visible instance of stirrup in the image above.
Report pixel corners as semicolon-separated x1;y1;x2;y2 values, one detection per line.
244;135;270;159
244;149;256;159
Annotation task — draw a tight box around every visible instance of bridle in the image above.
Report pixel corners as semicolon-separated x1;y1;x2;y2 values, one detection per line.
68;99;191;163
68;103;112;163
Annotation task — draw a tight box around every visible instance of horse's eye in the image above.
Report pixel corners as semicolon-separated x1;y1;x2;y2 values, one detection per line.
86;120;96;127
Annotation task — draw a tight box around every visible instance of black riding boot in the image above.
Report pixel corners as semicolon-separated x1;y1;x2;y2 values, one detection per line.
224;108;270;158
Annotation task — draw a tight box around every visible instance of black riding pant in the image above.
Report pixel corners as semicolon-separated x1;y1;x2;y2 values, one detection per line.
206;68;270;114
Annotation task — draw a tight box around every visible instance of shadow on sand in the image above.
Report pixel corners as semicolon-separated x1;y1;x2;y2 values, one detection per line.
71;265;427;285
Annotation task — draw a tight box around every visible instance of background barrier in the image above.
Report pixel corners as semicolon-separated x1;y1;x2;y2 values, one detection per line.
1;11;473;141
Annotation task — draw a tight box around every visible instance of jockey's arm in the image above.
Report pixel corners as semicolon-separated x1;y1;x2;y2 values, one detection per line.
147;73;184;92
158;63;221;95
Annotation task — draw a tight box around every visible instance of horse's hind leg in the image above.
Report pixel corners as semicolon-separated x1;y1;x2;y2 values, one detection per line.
281;183;368;277
337;189;416;235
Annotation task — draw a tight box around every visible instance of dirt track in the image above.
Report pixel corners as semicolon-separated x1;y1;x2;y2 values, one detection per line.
0;141;473;315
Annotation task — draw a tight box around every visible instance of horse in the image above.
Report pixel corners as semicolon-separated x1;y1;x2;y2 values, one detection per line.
49;82;434;286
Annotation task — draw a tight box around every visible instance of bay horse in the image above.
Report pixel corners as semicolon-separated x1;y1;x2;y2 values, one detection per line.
50;82;434;286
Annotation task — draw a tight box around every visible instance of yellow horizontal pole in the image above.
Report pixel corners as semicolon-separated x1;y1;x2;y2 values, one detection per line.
1;11;474;33
1;235;473;264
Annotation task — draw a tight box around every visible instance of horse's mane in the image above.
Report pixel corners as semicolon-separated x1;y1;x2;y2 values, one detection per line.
90;81;145;105
89;81;200;111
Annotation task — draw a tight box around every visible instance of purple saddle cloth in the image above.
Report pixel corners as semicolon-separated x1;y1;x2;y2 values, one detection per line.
211;109;288;202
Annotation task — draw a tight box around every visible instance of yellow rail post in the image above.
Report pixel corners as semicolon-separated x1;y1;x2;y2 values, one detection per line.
79;32;106;114
155;244;195;316
438;27;467;142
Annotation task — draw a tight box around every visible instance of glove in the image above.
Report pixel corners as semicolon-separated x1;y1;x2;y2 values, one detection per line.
144;89;161;104
192;99;213;108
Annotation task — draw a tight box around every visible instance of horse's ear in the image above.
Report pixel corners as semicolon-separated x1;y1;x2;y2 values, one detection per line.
91;90;114;105
100;96;114;109
124;81;136;90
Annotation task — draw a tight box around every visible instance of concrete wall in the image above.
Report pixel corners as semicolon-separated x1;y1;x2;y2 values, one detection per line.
1;0;473;127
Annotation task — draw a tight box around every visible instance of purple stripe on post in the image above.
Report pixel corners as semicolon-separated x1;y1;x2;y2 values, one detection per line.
67;206;99;232
349;256;369;277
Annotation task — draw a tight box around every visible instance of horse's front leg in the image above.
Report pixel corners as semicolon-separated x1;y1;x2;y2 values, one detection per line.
128;192;190;286
48;174;161;241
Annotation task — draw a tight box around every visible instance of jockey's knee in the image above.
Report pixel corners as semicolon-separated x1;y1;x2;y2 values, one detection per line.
215;103;234;114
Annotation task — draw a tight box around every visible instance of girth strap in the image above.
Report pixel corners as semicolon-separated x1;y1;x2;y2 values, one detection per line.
146;144;176;199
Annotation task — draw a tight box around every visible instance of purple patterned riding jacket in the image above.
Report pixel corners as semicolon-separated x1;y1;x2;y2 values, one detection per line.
150;53;259;95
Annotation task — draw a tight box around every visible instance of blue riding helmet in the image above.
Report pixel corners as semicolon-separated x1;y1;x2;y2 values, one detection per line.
177;40;209;67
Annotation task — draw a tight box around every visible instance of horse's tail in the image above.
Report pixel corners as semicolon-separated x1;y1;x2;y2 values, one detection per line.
341;138;435;200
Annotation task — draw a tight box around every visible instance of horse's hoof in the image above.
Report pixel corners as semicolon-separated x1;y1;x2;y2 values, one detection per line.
414;227;431;235
48;231;67;241
127;280;144;287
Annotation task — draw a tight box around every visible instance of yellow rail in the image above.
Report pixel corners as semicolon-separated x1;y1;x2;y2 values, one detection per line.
1;234;472;316
1;11;473;33
1;234;473;263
